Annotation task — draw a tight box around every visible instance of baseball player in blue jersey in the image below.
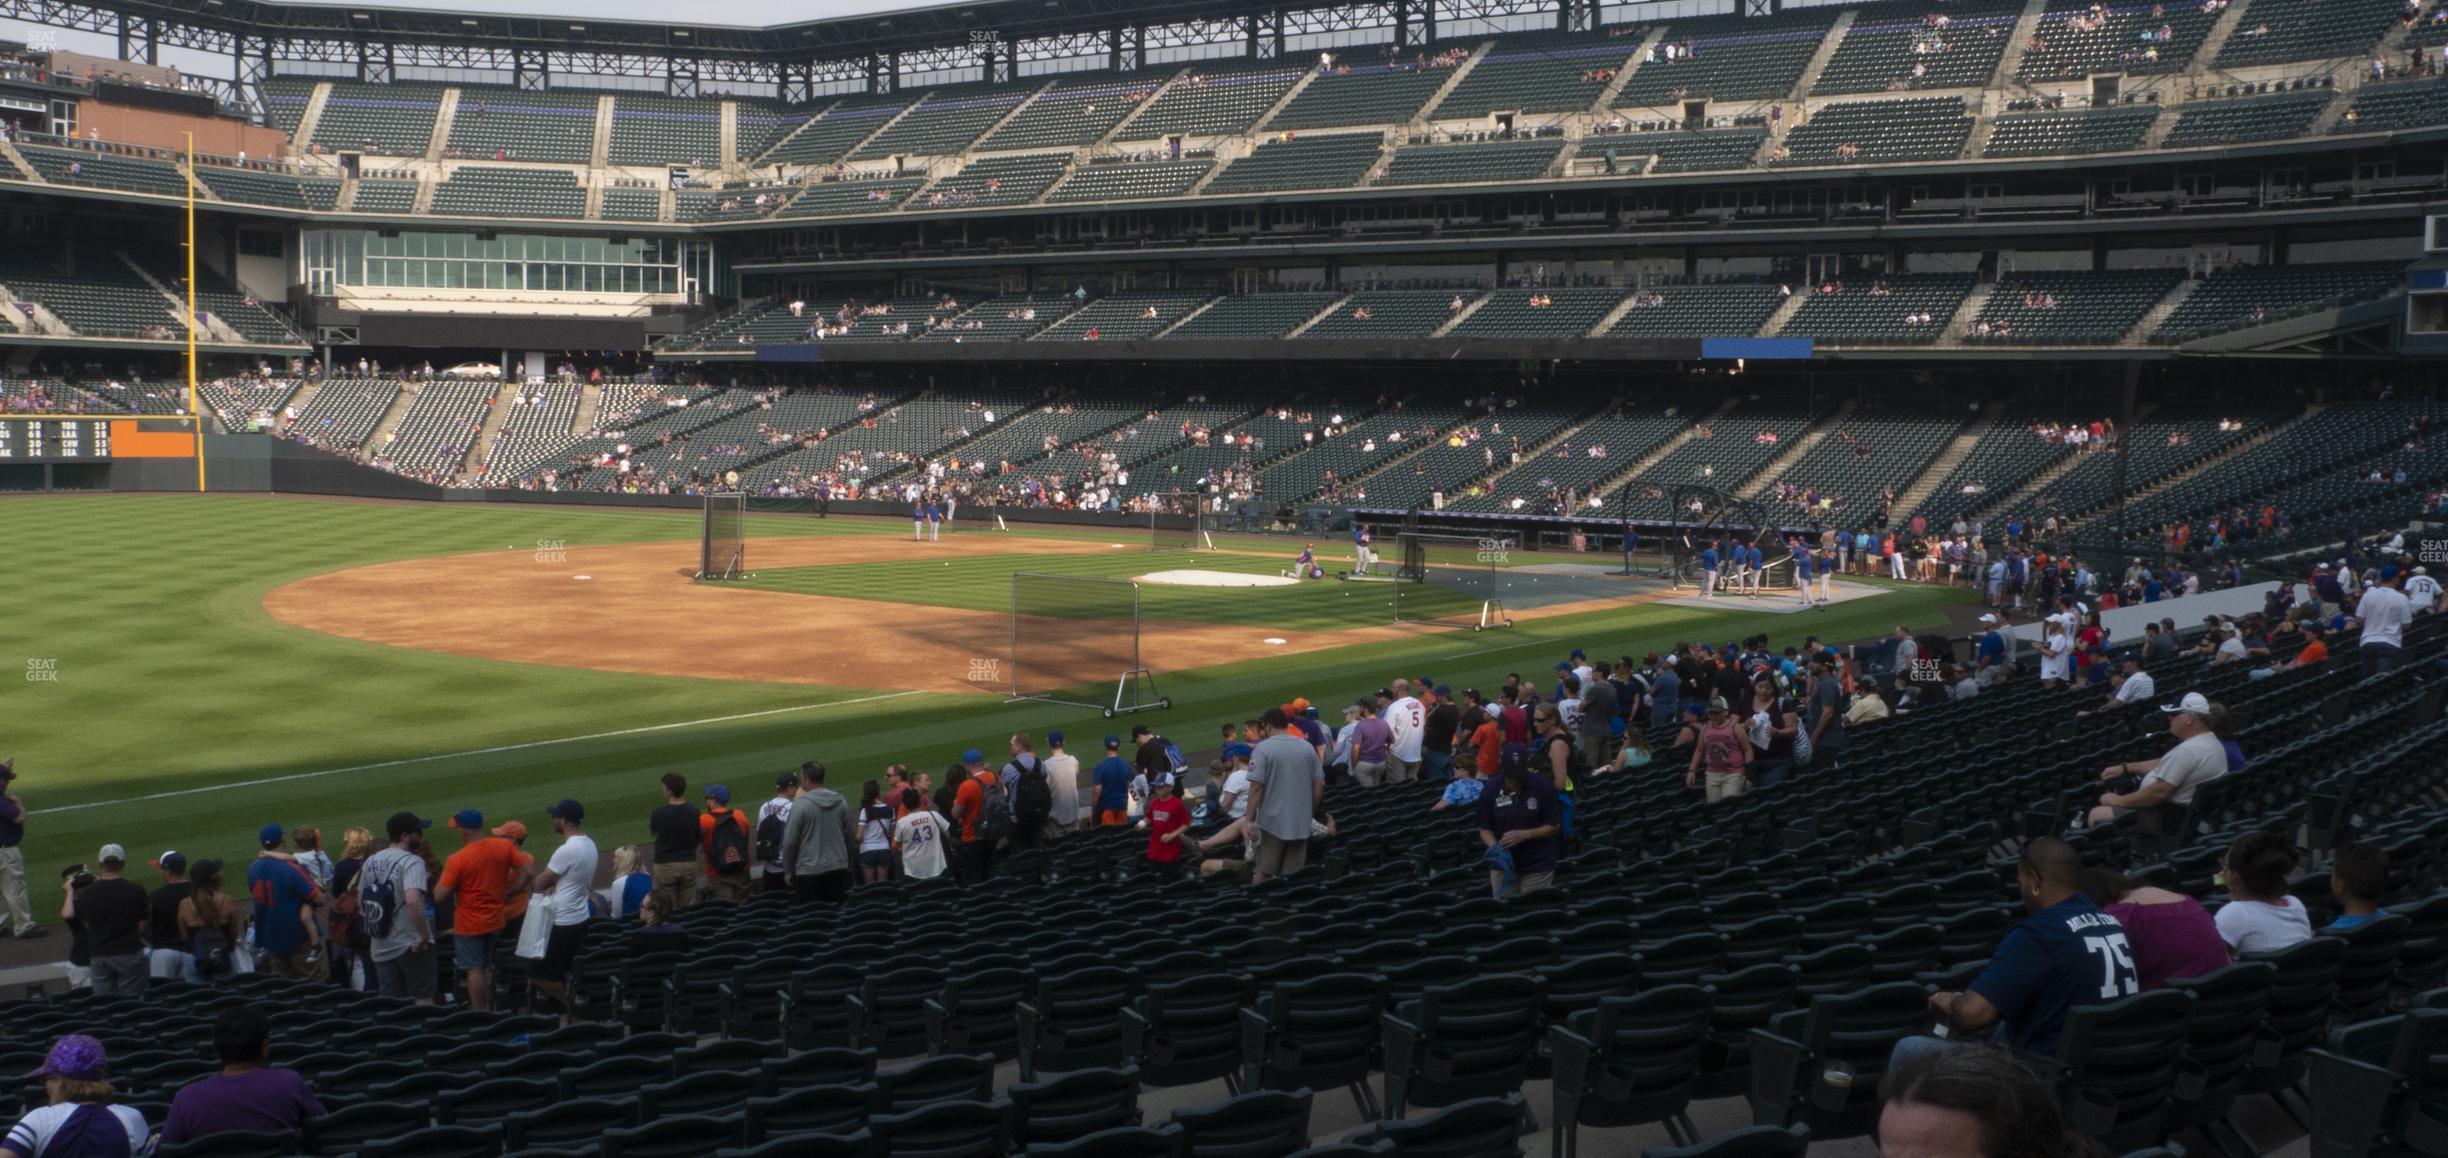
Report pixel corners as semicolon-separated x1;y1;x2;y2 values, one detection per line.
1352;523;1377;576
1726;537;1751;596
1745;541;1766;597
1698;539;1720;599
1290;543;1325;580
1791;537;1814;603
913;489;943;543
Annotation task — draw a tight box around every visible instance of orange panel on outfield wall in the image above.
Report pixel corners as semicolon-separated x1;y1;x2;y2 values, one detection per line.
108;421;197;458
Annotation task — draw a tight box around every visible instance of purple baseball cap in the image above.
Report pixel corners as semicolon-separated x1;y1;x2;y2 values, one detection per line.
26;1035;107;1082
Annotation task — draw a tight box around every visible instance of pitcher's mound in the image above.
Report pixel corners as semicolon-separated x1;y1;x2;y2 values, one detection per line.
1138;569;1300;588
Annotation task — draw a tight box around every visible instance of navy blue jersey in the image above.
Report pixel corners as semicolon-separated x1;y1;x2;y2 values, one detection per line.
1968;896;2138;1056
1748;546;1764;569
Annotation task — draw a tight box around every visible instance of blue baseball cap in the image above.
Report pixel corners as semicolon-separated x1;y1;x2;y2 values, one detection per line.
257;824;284;847
1435;684;1453;697
1555;662;1572;672
961;749;983;765
1104;734;1122;748
451;809;484;830
704;784;731;805
1046;730;1064;746
545;799;585;822
1224;742;1253;761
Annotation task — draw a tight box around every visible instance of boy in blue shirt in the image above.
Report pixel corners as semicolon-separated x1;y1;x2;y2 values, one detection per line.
2327;842;2390;930
1090;735;1135;827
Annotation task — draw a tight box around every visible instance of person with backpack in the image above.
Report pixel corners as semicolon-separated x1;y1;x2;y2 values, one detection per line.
754;771;799;893
1131;727;1188;799
696;785;753;904
781;761;857;903
952;748;1008;883
855;781;895;885
1004;733;1052;852
176;859;248;989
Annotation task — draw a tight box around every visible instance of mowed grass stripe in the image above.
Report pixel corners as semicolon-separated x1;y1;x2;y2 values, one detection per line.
742;549;1490;630
2;494;1974;920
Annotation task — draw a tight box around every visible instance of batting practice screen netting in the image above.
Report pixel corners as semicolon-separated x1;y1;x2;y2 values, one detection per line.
1393;532;1516;630
699;492;746;580
1150;504;1204;552
1008;572;1168;717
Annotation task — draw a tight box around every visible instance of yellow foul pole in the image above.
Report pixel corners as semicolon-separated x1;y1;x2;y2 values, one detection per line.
185;132;205;492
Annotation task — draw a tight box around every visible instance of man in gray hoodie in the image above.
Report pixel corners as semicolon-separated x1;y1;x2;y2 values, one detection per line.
780;761;856;904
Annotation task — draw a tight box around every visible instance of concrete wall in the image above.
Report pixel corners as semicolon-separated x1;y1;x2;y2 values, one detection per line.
71;101;288;160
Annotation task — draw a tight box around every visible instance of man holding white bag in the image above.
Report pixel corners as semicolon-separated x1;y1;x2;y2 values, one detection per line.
520;800;596;1020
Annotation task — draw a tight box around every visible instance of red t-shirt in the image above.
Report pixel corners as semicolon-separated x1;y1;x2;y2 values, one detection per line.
1470;722;1503;775
1145;795;1188;863
437;837;533;937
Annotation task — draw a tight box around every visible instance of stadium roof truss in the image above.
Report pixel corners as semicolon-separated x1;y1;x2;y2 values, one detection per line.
3;0;1597;96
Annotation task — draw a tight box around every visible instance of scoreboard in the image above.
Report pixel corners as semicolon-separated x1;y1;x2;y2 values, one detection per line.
0;418;115;460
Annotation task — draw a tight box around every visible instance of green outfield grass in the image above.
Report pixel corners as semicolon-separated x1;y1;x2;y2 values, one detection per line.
0;493;1975;922
740;545;1492;629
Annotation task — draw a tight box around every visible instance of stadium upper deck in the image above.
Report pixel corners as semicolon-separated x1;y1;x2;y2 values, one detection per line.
1;0;2443;233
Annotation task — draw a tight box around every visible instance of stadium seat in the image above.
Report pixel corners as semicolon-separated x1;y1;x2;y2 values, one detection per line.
1636;1123;1809;1158
1744;983;1929;1140
1023;1124;1187;1158
1342;1093;1530;1157
1240;972;1391;1118
1167;1087;1315;1158
1006;1066;1144;1148
1548;985;1714;1156
153;1130;300;1158
503;1098;642;1151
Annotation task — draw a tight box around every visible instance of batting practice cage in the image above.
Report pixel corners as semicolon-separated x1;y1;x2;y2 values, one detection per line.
1007;572;1170;717
1393;532;1516;630
698;492;746;580
1665;485;1776;591
1150;502;1206;552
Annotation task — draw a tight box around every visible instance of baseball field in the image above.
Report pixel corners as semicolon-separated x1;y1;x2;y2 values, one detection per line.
1;493;1977;920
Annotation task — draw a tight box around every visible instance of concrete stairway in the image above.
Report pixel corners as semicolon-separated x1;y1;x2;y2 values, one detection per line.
1735;400;1855;499
1792;11;1861;99
2190;0;2254;74
1597;29;1669;110
1893;400;2008;514
1419;39;1498;123
456;380;526;483
116;254;245;344
569;381;607;437
1943;279;2001;342
1992;0;2052;86
363;382;423;454
1761;289;1811;336
1283;293;1356;337
590;94;616;168
1428;293;1491;337
1247;65;1324;137
1152;297;1222;338
2126;278;2199;345
292;81;335;151
2079;405;2323;526
425;89;459;161
1592;397;1739;500
1098;67;1192;146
